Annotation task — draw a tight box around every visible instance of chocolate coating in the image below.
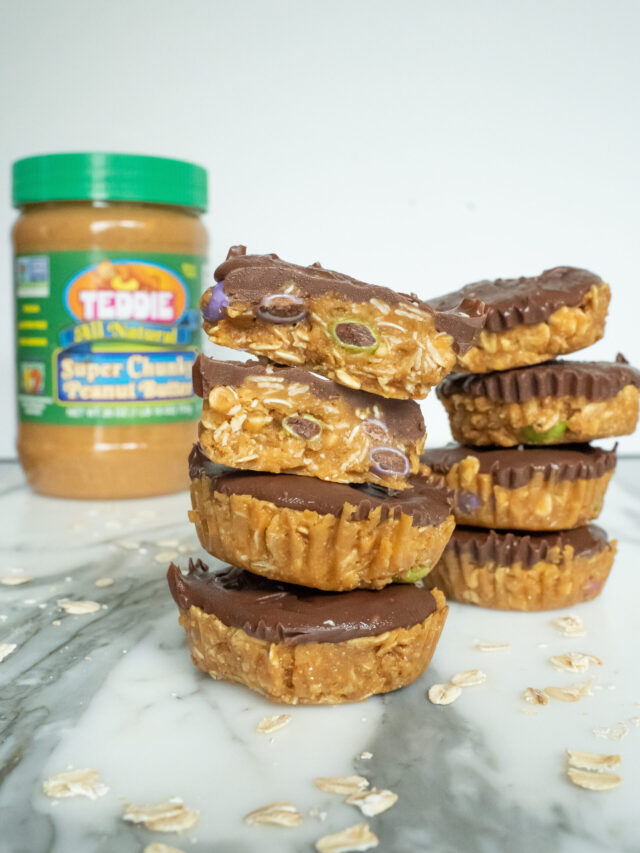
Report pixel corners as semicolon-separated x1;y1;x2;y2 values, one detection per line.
429;267;602;333
193;354;426;442
189;444;453;528
445;524;610;569
167;560;438;644
209;248;484;354
422;444;617;489
437;357;640;403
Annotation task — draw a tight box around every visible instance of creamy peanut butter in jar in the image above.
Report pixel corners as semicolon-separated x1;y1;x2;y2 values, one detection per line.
12;153;208;499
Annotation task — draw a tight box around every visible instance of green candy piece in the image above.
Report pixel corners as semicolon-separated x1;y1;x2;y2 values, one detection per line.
518;422;567;444
395;564;432;584
283;414;323;440
329;318;379;354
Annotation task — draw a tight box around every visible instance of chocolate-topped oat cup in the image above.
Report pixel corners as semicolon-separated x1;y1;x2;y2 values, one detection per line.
429;267;610;373
193;354;427;488
431;524;616;611
200;246;484;400
422;443;616;530
167;560;449;704
437;357;640;447
189;445;454;590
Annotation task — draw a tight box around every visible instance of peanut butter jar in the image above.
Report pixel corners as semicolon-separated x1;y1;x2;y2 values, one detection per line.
12;153;208;499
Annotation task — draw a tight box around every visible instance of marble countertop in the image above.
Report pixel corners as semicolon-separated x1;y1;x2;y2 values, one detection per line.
1;459;639;853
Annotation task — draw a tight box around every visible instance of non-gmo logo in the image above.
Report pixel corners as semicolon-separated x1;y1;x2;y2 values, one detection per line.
65;260;188;324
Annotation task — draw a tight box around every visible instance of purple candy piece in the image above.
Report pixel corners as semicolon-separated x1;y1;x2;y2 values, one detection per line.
583;580;603;596
457;490;481;514
361;418;390;443
202;280;229;322
369;446;410;477
257;293;307;325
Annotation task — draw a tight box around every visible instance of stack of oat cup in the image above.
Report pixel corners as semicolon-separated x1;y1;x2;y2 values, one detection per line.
167;246;484;704
423;267;640;611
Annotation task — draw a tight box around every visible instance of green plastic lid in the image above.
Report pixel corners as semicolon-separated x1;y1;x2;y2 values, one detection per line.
12;152;207;211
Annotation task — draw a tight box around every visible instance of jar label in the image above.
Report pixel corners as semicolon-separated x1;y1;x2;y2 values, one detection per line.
15;252;204;425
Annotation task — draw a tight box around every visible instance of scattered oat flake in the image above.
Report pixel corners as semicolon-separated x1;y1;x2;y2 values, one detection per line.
122;797;198;832
629;716;640;727
523;687;549;706
114;539;140;550
43;769;108;800
156;538;181;548
428;683;462;705
346;788;398;817
57;599;100;615
451;669;487;687
52;620;61;626
544;680;592;703
154;551;178;563
95;578;114;588
593;724;629;742
551;615;585;637
474;640;509;652
313;776;369;796
244;801;302;827
567;749;621;771
0;644;17;662
1;576;33;586
315;822;378;852
144;845;186;853
567;767;621;791
550;652;602;673
256;714;291;734
356;751;373;760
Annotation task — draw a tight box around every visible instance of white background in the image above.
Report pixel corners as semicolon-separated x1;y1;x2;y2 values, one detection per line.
1;0;639;459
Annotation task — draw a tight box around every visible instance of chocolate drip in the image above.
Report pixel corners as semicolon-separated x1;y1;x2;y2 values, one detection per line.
209;249;484;354
429;267;603;333
189;445;452;527
192;354;426;441
422;443;617;489
167;561;437;644
437;359;640;403
445;524;610;569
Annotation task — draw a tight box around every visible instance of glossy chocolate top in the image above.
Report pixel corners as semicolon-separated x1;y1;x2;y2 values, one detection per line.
437;356;640;403
189;445;452;527
422;443;617;489
192;354;426;441
167;560;438;644
209;245;484;353
445;524;610;569
429;266;603;333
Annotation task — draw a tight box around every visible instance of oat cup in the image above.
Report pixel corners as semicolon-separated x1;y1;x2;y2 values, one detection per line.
431;524;616;611
200;245;484;400
193;355;427;488
189;446;454;590
429;266;610;374
167;561;448;704
437;356;640;447
422;443;616;530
